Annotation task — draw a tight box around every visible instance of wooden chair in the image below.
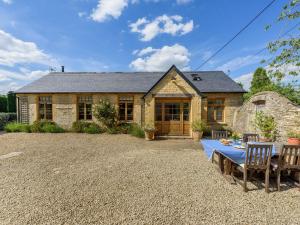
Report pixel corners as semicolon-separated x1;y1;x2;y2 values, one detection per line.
243;133;259;143
212;130;228;140
235;144;273;193
272;145;300;191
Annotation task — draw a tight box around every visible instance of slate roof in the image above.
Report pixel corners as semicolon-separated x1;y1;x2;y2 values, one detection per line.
15;68;245;94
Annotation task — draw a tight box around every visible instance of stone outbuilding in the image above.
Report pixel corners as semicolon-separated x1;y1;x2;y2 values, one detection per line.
233;91;300;142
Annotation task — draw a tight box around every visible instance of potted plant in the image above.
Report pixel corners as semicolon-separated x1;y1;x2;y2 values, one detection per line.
192;119;207;142
144;124;156;141
254;111;277;142
287;131;300;145
231;132;241;143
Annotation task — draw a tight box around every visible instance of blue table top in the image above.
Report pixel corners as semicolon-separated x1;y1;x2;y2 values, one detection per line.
200;140;276;165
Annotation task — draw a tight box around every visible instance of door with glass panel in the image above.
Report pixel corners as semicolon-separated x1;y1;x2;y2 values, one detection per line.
155;100;190;136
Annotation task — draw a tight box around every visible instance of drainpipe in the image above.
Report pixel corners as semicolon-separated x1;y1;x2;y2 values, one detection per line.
16;97;19;123
141;97;145;126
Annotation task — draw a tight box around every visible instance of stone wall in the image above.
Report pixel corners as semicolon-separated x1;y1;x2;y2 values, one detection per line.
53;94;77;129
17;93;144;129
232;91;300;142
202;93;244;130
93;93;143;125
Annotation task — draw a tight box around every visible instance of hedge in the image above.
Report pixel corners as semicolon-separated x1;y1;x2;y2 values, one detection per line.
5;122;31;133
71;121;105;134
0;113;17;130
7;91;16;113
5;120;65;133
0;95;7;112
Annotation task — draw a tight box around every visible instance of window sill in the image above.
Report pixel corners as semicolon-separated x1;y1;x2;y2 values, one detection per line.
120;120;134;123
208;122;227;125
38;119;53;122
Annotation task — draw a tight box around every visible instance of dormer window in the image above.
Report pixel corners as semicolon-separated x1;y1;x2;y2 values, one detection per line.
193;76;202;81
191;73;202;81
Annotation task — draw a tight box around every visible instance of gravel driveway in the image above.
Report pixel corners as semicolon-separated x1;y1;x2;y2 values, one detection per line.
0;133;299;225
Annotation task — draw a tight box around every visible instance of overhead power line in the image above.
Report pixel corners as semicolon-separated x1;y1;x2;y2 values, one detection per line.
194;0;277;70
251;21;300;59
234;21;300;68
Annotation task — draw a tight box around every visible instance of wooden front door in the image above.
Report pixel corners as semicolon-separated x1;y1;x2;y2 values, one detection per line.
155;99;190;136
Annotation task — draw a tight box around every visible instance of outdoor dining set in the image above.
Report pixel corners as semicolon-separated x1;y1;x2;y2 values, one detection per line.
201;131;300;193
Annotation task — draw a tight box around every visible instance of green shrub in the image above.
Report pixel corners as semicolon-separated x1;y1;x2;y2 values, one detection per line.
106;124;133;135
106;127;120;134
191;119;207;132
72;121;91;133
128;123;145;138
5;120;64;133
30;121;44;133
254;111;277;140
117;123;131;134
42;123;65;133
5;122;31;133
31;120;64;133
83;123;104;134
72;121;104;134
93;99;118;128
287;131;300;139
0;113;17;130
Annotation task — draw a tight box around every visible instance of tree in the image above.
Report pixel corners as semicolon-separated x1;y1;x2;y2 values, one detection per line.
237;82;244;89
243;67;300;105
7;91;16;113
250;68;272;93
266;0;300;80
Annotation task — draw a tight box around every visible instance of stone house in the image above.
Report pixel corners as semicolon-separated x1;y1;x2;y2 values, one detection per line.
15;65;245;136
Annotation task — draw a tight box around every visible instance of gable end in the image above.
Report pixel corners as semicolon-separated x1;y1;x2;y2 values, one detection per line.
142;65;203;99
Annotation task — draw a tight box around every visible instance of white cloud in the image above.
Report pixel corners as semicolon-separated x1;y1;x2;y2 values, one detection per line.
133;46;157;56
129;15;194;41
0;29;58;94
234;64;300;90
130;44;190;71
2;0;12;4
234;72;253;90
0;68;48;94
216;55;262;72
176;0;193;4
90;0;129;22
0;30;55;67
0;68;48;82
78;12;87;18
0;81;21;94
90;0;195;23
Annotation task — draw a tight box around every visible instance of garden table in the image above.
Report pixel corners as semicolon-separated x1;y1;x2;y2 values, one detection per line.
200;140;277;176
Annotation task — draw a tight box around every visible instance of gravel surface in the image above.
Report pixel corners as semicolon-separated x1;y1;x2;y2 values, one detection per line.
0;133;299;225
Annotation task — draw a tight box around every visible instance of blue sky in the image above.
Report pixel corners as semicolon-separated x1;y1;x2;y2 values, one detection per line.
0;0;299;93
